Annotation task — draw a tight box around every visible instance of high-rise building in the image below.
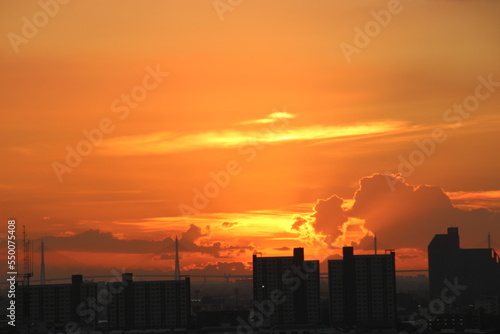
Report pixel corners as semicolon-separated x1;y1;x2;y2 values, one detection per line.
428;227;500;306
107;273;191;330
252;248;320;326
18;283;72;328
17;274;99;332
328;247;396;329
18;273;191;332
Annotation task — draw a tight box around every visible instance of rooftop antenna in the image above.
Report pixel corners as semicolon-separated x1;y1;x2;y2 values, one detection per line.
174;236;181;280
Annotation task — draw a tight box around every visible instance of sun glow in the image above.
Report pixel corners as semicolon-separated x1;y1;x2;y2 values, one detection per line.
99;120;407;156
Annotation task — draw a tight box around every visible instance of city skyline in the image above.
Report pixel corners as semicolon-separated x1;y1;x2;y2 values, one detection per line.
9;229;500;332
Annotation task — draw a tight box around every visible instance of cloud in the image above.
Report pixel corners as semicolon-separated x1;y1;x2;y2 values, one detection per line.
291;216;307;230
312;195;348;240
221;222;238;229
290;195;366;250
297;174;500;252
34;261;252;282
350;174;499;249
38;224;253;258
447;190;500;211
157;253;177;260
237;111;296;125
274;247;291;251
289;215;325;246
98;120;407;156
42;229;154;254
181;261;251;276
54;231;77;237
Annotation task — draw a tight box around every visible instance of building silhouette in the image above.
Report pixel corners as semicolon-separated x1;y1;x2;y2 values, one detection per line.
107;273;190;330
17;273;190;332
252;248;320;326
17;275;99;332
328;246;396;329
428;227;500;307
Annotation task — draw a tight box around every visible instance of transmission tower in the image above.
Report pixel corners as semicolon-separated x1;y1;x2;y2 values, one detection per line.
18;225;33;284
18;225;33;334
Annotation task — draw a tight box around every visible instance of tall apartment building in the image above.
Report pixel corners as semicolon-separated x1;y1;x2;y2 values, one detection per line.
328;247;396;329
253;248;320;326
17;273;191;331
17;274;99;332
107;273;191;330
428;227;500;306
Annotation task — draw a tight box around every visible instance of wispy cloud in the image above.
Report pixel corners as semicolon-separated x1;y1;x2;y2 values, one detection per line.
98;116;408;156
237;111;296;125
447;190;500;211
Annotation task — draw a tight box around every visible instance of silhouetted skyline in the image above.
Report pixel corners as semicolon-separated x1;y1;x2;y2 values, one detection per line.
9;227;500;332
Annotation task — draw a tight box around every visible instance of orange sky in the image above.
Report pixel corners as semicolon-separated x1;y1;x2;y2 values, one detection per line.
1;0;500;280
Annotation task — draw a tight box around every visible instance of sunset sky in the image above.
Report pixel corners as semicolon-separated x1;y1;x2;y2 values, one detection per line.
1;0;500;280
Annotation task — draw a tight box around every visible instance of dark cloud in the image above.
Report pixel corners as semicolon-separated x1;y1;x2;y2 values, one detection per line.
306;173;500;251
274;247;291;251
186;262;250;276
312;195;348;240
221;222;238;228
42;229;156;254
156;253;177;260
291;216;307;230
37;224;253;258
350;174;499;249
355;234;376;251
35;261;252;282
